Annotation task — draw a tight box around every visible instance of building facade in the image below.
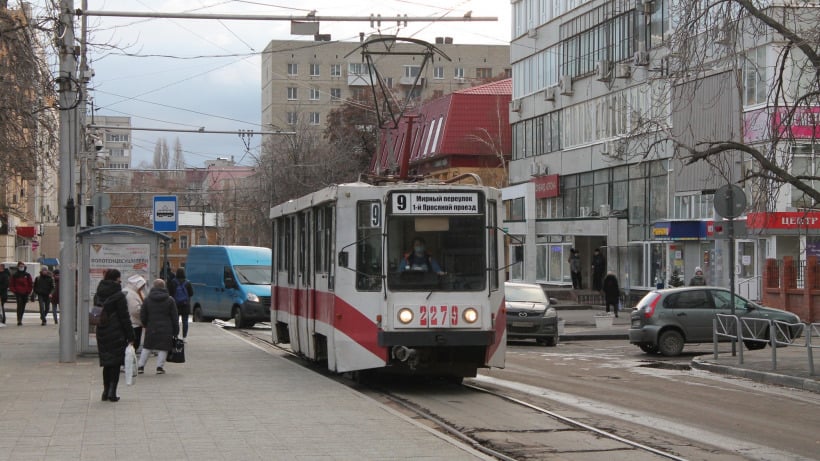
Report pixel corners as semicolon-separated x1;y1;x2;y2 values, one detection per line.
260;37;510;136
504;0;820;300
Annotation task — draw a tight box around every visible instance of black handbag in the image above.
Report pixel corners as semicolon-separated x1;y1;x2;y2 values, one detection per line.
167;337;186;363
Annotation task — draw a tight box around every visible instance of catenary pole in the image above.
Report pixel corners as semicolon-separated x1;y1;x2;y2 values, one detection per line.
58;0;78;362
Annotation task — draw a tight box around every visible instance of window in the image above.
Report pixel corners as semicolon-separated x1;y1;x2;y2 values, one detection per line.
791;144;820;208
286;112;298;125
351;87;368;100
330;88;341;101
404;65;420;78
179;235;189;249
309;112;320;125
287;63;298;76
559;7;635;78
309;87;320;100
434;66;444;79
356;201;382;291
489;200;499;291
504;197;525;221
349;62;368;75
743;46;767;106
476;67;492;79
287;87;298;100
385;77;393;88
106;133;129;142
309;63;320;76
454;67;464;79
330;63;341;77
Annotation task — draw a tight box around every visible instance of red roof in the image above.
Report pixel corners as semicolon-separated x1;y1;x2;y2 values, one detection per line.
373;78;512;173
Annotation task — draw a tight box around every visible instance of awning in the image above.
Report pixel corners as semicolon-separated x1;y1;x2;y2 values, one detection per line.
16;226;36;238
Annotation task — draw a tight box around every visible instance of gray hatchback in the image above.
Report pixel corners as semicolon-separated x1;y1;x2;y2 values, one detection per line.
629;287;803;356
505;282;559;346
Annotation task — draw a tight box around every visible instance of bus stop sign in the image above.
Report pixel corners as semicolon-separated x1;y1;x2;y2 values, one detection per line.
153;195;178;232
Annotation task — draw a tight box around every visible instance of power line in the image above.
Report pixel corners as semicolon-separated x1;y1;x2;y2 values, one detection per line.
77;10;497;23
88;125;294;135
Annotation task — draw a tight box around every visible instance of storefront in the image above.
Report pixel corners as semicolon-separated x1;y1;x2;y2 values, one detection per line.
651;220;715;287
747;211;820;261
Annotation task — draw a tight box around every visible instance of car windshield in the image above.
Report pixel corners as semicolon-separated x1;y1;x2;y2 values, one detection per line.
233;265;271;285
505;285;548;303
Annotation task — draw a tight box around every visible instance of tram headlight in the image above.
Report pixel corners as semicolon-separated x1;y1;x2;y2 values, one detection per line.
398;308;414;324
462;308;478;324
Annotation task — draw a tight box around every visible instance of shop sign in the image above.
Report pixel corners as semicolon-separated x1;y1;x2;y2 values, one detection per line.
747;212;820;230
533;174;559;199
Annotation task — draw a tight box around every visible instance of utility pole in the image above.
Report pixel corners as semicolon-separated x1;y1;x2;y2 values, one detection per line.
57;0;77;362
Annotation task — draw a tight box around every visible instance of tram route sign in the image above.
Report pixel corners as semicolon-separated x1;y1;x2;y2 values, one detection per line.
392;192;479;215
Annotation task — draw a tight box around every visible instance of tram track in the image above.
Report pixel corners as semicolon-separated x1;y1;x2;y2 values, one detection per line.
224;323;693;460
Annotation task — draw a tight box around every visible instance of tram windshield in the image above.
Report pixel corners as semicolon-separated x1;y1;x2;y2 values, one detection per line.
386;191;486;292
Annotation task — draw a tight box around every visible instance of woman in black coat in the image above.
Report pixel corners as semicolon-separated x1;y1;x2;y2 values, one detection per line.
138;279;179;375
601;271;621;318
94;269;135;402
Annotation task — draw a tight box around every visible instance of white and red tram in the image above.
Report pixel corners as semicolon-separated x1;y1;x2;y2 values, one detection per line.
269;181;506;379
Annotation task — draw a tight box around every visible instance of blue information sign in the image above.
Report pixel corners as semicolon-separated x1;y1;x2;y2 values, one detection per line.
153;195;178;232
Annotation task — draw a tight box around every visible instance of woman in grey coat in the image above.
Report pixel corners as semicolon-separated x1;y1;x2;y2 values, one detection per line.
138;279;179;375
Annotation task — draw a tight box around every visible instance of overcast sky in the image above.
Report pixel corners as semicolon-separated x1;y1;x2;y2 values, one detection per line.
66;1;512;168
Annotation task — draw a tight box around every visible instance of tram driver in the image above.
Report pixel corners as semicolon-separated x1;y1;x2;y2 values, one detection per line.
399;237;445;275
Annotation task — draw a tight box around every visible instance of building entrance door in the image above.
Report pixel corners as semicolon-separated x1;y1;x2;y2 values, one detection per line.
736;239;759;301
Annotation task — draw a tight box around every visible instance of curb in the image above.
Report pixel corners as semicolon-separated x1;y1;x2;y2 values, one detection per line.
560;333;628;341
691;356;820;394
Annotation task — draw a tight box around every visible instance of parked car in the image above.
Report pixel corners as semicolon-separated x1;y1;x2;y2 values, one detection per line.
505;281;559;346
629;286;803;356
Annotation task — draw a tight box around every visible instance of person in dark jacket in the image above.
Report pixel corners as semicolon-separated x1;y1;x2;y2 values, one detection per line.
10;262;33;326
601;271;621;318
94;269;135;402
167;268;194;339
33;267;56;325
138;279;179;375
591;248;606;292
0;263;9;324
689;266;707;286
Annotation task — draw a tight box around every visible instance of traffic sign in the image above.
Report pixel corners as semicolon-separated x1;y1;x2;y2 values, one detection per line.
153;195;178;232
714;184;747;219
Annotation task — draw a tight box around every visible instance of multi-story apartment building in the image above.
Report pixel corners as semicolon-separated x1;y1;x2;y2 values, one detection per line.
93;115;133;169
504;0;819;300
260;37;510;136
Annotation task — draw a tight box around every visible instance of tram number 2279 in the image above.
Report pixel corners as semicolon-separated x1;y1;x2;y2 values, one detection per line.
420;305;460;327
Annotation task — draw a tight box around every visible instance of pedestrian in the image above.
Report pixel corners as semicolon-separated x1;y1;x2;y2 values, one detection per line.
602;271;620;318
94;269;135;402
33;267;56;325
168;268;194;340
138;278;179;375
10;262;33;326
51;270;60;323
0;263;9;324
568;249;582;289
689;266;707;286
123;275;147;352
591;248;605;291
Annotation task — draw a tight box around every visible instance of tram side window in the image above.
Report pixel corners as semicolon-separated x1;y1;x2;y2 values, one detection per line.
356;201;382;291
315;206;335;290
286;216;295;284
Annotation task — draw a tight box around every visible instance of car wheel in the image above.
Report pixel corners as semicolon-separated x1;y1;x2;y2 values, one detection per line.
537;335;557;347
657;330;684;357
744;340;766;350
638;343;659;354
233;307;245;329
192;306;204;323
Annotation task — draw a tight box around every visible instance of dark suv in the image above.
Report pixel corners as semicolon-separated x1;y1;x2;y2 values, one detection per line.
629;287;802;356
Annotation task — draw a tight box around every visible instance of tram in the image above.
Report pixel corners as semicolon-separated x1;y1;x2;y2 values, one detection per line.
269;180;506;379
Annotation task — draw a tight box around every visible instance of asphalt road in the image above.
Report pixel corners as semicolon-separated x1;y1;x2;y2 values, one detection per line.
481;339;820;461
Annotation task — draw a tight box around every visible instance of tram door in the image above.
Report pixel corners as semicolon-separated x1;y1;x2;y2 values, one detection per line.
296;210;315;358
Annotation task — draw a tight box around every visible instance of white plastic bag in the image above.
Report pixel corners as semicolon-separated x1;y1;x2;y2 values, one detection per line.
125;344;137;385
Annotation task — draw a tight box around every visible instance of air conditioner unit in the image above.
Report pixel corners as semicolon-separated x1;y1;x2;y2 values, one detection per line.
455;77;466;84
543;86;556;101
596;60;611;82
641;0;654;14
510;99;521;113
600;204;611;216
527;27;537;38
530;161;542;176
579;206;591;217
615;62;631;79
559;75;573;95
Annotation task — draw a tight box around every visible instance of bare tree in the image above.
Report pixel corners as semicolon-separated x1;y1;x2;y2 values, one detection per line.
153;138;170;170
632;1;820;209
172;137;185;171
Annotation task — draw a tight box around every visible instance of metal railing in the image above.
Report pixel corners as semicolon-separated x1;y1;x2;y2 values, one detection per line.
713;314;815;375
736;275;761;301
